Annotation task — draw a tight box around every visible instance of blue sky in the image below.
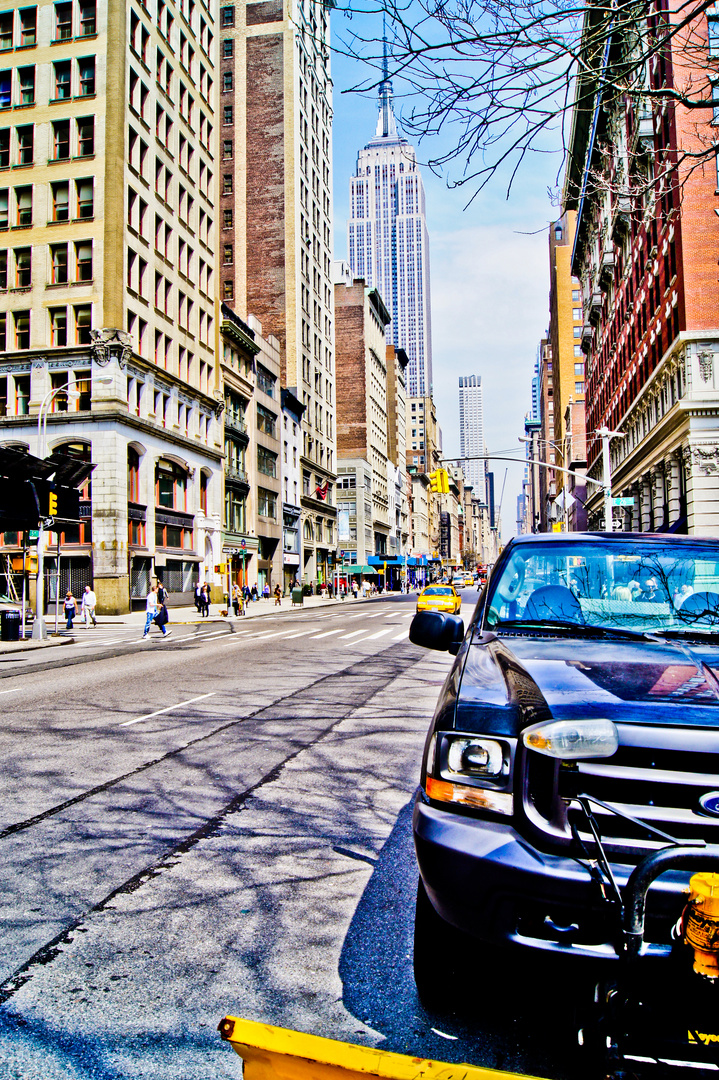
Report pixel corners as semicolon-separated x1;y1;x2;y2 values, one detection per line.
330;21;564;537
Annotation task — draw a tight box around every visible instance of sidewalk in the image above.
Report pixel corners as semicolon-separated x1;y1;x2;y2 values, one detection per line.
0;591;408;651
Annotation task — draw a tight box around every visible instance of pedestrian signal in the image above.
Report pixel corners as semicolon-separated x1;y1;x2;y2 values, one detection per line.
48;490;58;516
429;469;450;494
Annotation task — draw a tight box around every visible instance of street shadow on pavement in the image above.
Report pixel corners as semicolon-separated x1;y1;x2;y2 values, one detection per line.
338;798;581;1080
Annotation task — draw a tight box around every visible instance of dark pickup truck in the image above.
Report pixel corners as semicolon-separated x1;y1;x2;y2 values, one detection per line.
410;532;719;989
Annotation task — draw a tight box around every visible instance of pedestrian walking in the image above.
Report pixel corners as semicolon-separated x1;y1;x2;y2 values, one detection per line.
352;580;359;599
141;584;172;640
194;583;202;612
232;583;242;616
81;584;97;627
274;583;281;606
64;590;77;630
262;582;270;600
200;584;210;617
251;583;259;602
157;580;168;605
243;583;251;605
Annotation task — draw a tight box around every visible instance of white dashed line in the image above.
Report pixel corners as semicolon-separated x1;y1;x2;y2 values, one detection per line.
119;692;217;727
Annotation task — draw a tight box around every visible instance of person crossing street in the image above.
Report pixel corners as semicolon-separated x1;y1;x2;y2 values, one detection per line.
81;585;97;627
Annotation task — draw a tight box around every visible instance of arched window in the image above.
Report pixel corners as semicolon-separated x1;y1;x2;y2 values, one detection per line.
303;518;314;541
50;440;91;545
155;459;187;511
128;447;140;503
200;471;209;515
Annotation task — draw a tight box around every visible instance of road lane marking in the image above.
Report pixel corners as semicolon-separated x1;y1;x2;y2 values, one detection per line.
393;629;410;641
311;628;343;639
340;629;367;640
283;629;318;639
402;613;414;618
0;686;23;695
364;627;396;640
119;692;217;727
366;612;385;619
250;629;294;640
221;632;252;644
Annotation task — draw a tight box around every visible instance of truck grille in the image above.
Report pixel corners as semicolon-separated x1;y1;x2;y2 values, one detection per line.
528;726;719;862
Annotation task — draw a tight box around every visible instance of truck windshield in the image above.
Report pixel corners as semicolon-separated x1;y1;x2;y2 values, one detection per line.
485;539;719;636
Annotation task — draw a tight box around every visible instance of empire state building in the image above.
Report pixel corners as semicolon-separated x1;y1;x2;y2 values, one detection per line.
347;77;433;398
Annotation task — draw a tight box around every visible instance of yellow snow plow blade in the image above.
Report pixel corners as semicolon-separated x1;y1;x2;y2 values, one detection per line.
218;1016;550;1080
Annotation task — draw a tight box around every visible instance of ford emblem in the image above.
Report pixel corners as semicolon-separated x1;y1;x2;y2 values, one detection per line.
698;792;719;817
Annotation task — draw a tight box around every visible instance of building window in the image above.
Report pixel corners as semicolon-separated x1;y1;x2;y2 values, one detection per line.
74;304;91;343
572;288;580;301
76;177;93;218
50;307;67;346
54;60;71;99
256;364;276;397
223;244;233;264
0;12;11;50
51;180;69;220
709;15;719;55
223;139;232;158
0;128;8;167
16;125;32;164
79;56;95;96
574;362;585;375
258;487;277;520
225;488;245;533
77;116;94;156
575;381;585;394
0;70;10;109
223;104;233;125
257;445;277;477
222;38;233;57
573;325;581;338
53;119;70;159
15;185;31;225
574;344;582;357
155;459;187;510
223;279;233;299
20;8;36;46
223;174;232;194
257;402;276;436
15;371;29;408
75;240;92;280
51;242;68;283
222;71;232;91
79;0;96;36
572;307;582;321
221;6;234;26
18;66;34;105
15;245;30;286
55;2;72;41
223;208;232;228
14;309;29;348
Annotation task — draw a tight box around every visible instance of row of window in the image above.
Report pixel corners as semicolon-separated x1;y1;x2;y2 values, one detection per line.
0;57;95;110
0;240;94;288
0;116;94;168
0;304;91;349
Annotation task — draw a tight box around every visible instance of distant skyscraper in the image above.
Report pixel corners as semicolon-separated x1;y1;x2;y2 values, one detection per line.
347;69;432;397
459;376;485;497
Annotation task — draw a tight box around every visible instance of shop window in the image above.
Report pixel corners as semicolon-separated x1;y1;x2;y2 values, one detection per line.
155;459;187;510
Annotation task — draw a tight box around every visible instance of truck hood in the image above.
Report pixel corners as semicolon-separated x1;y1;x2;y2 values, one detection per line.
455;634;719;736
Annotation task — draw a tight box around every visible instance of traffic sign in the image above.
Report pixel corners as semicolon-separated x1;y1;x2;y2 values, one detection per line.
28;529;39;540
612;497;634;507
240;539;246;548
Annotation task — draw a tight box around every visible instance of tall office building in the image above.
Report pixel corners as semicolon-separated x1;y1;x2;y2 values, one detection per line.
223;0;337;586
347;71;432;398
458;375;485;498
0;0;224;613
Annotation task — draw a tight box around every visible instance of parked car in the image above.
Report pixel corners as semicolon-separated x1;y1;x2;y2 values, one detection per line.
409;532;719;992
416;584;462;616
464;573;474;587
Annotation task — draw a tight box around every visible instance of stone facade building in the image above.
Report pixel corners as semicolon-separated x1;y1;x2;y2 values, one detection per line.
222;0;337;584
0;0;224;613
280;387;303;593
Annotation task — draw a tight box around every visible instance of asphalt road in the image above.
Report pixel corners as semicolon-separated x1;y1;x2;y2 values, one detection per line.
0;590;580;1080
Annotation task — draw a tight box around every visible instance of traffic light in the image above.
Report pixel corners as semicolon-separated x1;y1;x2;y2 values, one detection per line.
429;469;450;494
48;490;58;516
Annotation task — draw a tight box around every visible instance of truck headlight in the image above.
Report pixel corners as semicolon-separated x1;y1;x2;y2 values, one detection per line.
522;718;618;760
447;737;504;778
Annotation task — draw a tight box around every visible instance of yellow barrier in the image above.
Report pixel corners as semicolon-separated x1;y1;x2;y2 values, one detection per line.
218;1016;550;1080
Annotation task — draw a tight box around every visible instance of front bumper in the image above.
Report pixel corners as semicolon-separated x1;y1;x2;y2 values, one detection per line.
413;794;691;962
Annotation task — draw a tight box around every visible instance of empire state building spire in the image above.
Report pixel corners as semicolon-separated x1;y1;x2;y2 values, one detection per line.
375;29;397;140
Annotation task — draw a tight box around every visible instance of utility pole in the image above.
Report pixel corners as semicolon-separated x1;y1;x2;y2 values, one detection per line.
597;426;624;532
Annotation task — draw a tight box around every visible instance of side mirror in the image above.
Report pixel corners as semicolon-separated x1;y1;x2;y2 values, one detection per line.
409;611;465;653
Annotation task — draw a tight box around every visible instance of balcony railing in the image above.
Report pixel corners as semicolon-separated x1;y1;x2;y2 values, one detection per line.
225;464;248;485
225;413;247;437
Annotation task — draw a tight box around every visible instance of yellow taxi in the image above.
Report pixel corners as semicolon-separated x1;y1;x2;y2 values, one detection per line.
416;583;462;615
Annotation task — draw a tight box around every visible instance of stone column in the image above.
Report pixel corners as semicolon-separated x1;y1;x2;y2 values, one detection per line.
641;476;652;531
91;428;130;614
667;454;681;527
654;466;666;531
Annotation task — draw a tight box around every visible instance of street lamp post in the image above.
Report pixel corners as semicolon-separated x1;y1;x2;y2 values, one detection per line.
32;385;81;640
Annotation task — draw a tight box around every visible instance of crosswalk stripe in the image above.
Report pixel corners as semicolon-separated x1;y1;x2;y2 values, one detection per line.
364;627;395;640
283;629;317;639
340;628;367;640
393;629;409;641
311;627;343;639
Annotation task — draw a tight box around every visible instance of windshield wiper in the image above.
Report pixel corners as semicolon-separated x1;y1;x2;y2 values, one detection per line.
492;620;663;642
661;627;719;640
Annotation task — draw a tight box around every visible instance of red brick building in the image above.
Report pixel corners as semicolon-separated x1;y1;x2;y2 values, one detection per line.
565;1;719;533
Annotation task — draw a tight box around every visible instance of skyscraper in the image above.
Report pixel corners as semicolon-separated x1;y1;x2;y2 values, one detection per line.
347;69;432;398
224;0;337;586
0;0;225;613
458;375;485;498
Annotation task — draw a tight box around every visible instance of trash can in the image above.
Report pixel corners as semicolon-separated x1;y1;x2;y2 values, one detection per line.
291;588;304;607
1;609;21;642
